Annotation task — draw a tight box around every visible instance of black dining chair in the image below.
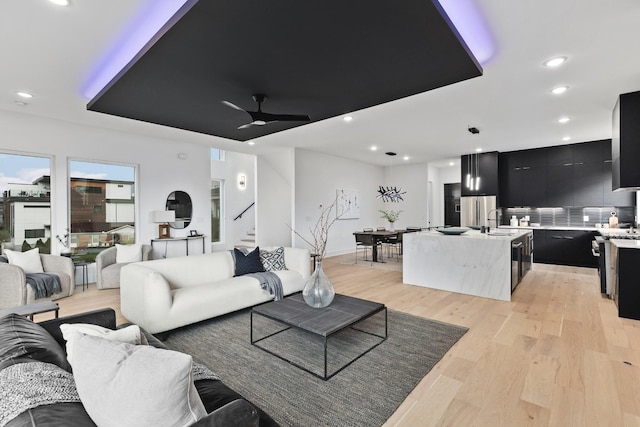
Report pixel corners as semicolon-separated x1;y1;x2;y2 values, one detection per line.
363;228;373;232
354;233;381;265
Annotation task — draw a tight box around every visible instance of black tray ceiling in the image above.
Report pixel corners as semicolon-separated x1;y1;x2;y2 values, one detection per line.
88;0;483;141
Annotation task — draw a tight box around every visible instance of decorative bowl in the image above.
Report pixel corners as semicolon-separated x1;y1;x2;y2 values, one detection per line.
435;227;469;235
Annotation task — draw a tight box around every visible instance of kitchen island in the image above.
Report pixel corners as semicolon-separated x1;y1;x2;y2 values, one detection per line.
403;228;533;301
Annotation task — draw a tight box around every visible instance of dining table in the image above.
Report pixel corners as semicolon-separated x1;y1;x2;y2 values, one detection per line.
353;230;406;262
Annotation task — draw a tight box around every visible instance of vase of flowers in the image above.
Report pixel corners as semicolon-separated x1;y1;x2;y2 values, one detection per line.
379;209;402;231
290;200;338;308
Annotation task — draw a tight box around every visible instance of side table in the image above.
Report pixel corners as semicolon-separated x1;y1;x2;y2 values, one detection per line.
74;261;89;291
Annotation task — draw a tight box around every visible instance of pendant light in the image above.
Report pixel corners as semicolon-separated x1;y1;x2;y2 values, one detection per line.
466;126;481;191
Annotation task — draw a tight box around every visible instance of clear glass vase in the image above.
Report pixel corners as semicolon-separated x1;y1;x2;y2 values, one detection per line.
302;261;335;308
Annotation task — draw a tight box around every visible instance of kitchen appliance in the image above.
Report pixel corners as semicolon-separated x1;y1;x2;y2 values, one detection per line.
592;232;640;297
460;196;497;228
512;240;523;291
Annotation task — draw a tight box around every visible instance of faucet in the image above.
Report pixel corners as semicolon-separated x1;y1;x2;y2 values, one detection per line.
487;208;501;226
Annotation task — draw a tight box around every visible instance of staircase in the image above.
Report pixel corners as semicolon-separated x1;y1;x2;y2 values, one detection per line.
235;228;256;249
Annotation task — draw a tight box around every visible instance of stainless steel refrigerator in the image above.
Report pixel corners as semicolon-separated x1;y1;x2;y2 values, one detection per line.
460;196;497;228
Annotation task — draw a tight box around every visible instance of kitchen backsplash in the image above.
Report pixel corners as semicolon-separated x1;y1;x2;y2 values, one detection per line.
501;206;635;228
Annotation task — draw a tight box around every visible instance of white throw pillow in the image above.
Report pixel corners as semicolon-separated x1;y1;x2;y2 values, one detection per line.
115;243;142;263
72;334;207;427
60;323;143;366
4;248;44;274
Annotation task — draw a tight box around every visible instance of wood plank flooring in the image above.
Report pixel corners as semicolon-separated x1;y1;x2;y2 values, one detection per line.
45;258;640;426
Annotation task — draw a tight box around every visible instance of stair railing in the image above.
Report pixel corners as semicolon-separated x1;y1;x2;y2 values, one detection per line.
234;202;255;221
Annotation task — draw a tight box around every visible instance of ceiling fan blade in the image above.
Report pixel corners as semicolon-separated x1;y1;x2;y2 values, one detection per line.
222;100;245;112
237;123;254;129
237;120;267;129
265;113;310;122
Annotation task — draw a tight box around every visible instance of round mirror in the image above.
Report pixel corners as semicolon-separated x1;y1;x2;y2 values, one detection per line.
166;191;192;229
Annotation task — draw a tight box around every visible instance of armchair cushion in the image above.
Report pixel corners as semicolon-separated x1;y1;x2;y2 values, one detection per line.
115;244;143;263
4;248;44;274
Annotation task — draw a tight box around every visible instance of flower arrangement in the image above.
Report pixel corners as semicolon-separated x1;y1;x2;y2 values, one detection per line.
290;199;339;261
379;209;402;223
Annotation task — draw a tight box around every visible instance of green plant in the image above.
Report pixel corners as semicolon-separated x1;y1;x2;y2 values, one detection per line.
379;209;402;223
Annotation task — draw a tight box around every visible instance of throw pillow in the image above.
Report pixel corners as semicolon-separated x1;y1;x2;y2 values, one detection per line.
72;334;207;427
60;323;142;365
115;243;142;263
0;313;70;372
4;248;44;274
233;247;265;276
259;247;287;271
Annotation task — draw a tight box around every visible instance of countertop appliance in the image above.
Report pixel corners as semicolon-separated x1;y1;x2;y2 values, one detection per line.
460;196;497;228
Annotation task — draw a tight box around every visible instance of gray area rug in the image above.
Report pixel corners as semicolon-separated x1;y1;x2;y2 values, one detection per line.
164;306;468;427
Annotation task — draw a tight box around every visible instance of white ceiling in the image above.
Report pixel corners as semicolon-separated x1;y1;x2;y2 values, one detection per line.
2;0;640;168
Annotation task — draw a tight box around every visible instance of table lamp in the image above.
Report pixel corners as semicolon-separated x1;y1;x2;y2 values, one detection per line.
152;210;175;239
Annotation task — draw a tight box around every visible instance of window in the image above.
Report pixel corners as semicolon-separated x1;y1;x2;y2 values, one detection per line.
0;152;51;253
211;148;224;161
69;160;136;261
211;179;223;243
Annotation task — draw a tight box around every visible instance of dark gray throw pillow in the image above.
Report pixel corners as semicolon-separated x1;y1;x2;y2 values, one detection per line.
0;313;71;372
0;255;8;263
234;247;265;276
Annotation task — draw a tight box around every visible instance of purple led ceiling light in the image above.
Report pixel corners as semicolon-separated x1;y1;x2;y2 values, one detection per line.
83;0;495;100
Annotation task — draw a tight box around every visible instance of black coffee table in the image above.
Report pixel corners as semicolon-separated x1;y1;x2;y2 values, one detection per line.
251;293;387;380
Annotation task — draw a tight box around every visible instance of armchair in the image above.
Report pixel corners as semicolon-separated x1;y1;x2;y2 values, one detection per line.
0;254;75;309
96;244;152;289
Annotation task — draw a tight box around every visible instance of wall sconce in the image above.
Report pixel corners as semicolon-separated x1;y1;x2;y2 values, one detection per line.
239;175;246;189
152;210;175;239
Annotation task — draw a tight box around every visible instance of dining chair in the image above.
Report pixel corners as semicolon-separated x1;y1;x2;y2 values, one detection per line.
376;227;386;231
354;233;381;265
363;228;373;232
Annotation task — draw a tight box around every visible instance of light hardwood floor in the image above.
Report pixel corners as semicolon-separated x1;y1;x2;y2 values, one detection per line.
45;258;640;427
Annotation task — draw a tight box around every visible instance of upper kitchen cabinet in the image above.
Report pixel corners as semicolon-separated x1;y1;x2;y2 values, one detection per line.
613;90;640;191
461;151;499;197
499;148;547;207
499;140;634;208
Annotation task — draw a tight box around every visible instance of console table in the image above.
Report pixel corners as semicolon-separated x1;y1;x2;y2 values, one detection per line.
151;235;206;257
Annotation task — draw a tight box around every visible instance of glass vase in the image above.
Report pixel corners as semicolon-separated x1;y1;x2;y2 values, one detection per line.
302;261;335;308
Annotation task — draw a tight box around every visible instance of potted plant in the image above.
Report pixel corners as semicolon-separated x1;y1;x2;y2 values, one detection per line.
379;210;402;231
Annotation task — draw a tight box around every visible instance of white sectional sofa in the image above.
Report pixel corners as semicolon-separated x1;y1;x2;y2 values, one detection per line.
120;247;310;334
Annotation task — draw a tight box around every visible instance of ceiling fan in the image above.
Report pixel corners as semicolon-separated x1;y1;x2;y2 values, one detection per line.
222;94;310;129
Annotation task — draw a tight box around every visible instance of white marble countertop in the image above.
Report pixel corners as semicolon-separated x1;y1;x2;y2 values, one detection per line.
598;229;640;238
611;239;640;249
421;228;531;241
499;225;602;231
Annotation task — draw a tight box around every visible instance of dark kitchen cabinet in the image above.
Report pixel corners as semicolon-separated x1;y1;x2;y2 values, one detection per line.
573;162;604;207
612;91;640;191
533;229;598;268
615;247;640;320
461;151;499;196
546;164;574;207
498;149;547;207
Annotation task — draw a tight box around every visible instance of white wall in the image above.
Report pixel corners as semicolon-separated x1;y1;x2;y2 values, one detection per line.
426;163;460;227
256;147;294;248
294;149;384;257
383;163;429;229
0;110;211;256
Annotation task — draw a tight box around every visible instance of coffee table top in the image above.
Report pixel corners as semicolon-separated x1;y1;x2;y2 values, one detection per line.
0;301;59;318
252;293;385;337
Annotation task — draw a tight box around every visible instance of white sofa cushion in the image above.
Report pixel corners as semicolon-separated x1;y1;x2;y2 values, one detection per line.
4;248;44;274
72;334;206;427
60;323;143;365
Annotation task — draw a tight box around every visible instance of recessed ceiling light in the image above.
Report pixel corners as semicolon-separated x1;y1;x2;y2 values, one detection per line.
449;161;455;166
544;56;567;68
475;148;483;153
14;101;28;107
247;140;255;146
562;136;571;142
48;0;70;5
343;116;353;122
403;156;410;161
551;86;569;95
558;117;570;124
370;146;378;151
16;91;33;99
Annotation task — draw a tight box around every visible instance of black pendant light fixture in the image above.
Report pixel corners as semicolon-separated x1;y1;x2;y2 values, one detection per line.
377;152;406;202
466;126;481;191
